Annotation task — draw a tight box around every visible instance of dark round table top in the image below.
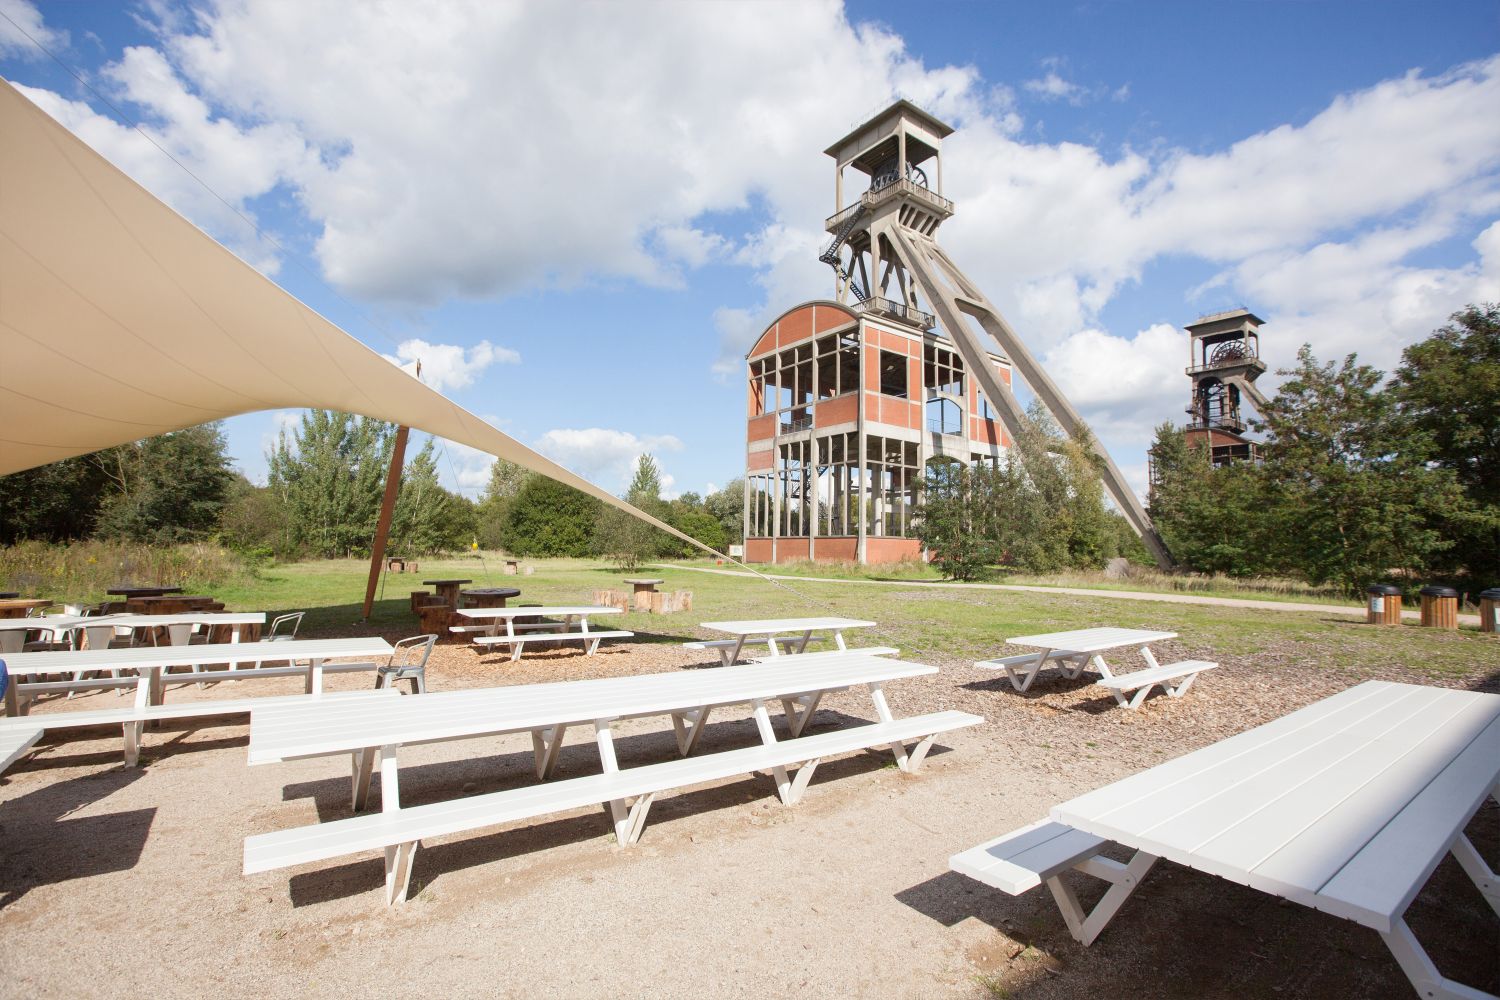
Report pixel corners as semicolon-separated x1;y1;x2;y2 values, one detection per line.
461;587;521;598
108;586;184;597
0;592;18;599
423;578;474;587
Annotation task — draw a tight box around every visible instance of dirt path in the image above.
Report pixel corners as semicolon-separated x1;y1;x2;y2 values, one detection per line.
660;564;1484;626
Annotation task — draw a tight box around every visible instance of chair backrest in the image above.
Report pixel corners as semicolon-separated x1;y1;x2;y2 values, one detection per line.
268;612;304;639
387;634;437;672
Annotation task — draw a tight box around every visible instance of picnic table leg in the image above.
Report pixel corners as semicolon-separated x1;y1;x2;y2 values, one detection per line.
507;618;523;663
594;717;654;844
1045;850;1158;946
866;681;920;771
1139;645;1160;671
833;630;847;651
123;671;153;766
530;723;568;779
670;707;712;755
1450;832;1500;917
749;698;795;804
727;635;748;665
306;657;324;695
378;744;415;904
352;747;377;810
795;631;813;654
1003;651;1048;692
578;615;602;656
1379;915;1497;1000
3;681;19;718
779;692;823;737
229;624;242;672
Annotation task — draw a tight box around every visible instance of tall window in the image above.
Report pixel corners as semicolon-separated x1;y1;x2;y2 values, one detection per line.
878;350;908;398
926;397;962;435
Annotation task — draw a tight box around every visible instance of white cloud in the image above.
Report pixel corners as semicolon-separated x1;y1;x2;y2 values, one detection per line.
0;0;66;58
1024;71;1085;105
381;339;519;392
533;428;684;492
427;437;495;496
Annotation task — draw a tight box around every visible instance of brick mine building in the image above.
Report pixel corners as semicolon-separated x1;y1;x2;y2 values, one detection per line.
743;300;1012;564
742;100;1173;567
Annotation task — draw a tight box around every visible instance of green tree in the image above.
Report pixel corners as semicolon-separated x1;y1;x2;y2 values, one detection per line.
390;439;472;555
217;475;286;557
93;423;235;542
594;454;669;568
0;456;111;543
1147;423;1271;576
915;461;1000;580
663;495;727;555
475;458;530;550
1256;346;1466;594
500;475;602;557
704;478;745;545
1391;303;1500;580
267;410;393;558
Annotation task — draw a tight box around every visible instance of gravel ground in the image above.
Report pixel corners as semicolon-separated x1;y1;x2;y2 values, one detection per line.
1;630;1496;999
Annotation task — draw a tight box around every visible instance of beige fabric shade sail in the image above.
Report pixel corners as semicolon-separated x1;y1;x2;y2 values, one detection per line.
0;78;702;549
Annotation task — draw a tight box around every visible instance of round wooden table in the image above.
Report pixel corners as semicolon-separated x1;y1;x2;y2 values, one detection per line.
422;578;473;609
0;591;19;599
460;587;521;609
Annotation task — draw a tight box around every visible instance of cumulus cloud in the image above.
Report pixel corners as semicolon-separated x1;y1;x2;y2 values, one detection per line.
1024;71;1086;105
533;428;683;492
0;0;65;58
381;339;519;392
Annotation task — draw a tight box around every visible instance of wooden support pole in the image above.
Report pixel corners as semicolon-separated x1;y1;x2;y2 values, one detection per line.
362;425;410;622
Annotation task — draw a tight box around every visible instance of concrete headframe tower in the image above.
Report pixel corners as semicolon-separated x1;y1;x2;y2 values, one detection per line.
1183;309;1269;465
819;101;1173;567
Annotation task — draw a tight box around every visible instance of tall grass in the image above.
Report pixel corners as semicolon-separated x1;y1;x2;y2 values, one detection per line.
1002;566;1354;603
0;540;259;603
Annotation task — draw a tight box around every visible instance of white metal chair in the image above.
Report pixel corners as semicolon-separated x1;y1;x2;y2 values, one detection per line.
375;635;436;695
264;612;305;642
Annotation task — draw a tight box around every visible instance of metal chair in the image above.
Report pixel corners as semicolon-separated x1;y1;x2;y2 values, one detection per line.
264;612;305;642
376;634;436;695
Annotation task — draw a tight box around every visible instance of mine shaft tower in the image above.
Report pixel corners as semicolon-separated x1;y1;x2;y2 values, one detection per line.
817;100;1173;567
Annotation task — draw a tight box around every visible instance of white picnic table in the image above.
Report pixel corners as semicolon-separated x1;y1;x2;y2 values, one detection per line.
1;636;392;717
960;681;1500;1000
0;611;265;653
977;626;1177;692
454;605;630;660
249;653;936;811
693;616;878;666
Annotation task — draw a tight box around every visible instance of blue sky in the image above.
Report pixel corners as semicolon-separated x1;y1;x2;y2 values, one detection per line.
2;0;1498;503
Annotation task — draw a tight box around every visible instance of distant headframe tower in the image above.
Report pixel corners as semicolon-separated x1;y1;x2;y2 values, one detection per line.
1183;309;1269;465
742;100;1174;568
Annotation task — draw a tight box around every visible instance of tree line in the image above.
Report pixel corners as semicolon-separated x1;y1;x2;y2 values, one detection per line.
1148;304;1497;594
915;305;1497;594
0;410;745;562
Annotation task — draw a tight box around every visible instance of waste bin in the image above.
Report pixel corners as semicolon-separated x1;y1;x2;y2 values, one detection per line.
1480;588;1500;635
1366;584;1403;625
1418;585;1458;629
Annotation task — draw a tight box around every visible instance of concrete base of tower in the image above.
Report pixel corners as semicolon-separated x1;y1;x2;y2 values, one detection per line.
744;536;923;565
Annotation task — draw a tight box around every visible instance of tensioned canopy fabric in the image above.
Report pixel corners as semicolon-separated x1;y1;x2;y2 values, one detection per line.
0;79;697;548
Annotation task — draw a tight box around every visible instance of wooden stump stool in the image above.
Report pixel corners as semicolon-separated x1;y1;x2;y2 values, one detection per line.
1480;588;1500;634
1365;584;1403;625
1418;585;1458;629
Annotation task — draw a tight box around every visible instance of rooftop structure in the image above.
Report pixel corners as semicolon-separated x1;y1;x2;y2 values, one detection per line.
1183;308;1269;465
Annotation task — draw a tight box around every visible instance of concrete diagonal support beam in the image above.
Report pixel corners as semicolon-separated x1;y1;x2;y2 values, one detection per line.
884;225;1175;569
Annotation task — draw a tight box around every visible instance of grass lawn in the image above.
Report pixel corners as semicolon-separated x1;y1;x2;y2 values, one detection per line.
212;553;1500;684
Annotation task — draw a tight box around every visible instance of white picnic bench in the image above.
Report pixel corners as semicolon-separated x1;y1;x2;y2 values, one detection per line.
244;653;982;904
688;617;878;666
0;638;395;765
976;626;1215;708
453;605;632;661
950;681;1500;999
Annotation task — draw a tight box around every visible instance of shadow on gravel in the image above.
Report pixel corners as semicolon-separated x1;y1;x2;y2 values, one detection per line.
0;767;153;909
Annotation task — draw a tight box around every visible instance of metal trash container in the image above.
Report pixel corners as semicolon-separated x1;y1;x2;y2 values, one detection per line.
1480;587;1500;635
1418;585;1458;629
1366;584;1403;625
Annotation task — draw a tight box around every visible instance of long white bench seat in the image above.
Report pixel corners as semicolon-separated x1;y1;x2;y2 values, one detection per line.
1;726;42;775
1094;659;1217;709
747;647;899;663
950;818;1146;945
245;709;982;905
0;688;396;767
471;630;633;662
974;649;1087;691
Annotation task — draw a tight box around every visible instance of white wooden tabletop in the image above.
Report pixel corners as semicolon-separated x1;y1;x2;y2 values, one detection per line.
1006;627;1176;652
248;653;935;764
0;615;96;631
0;636;391;677
454;605;622;620
0;611;265;630
1052;680;1500;931
698;617;877;636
